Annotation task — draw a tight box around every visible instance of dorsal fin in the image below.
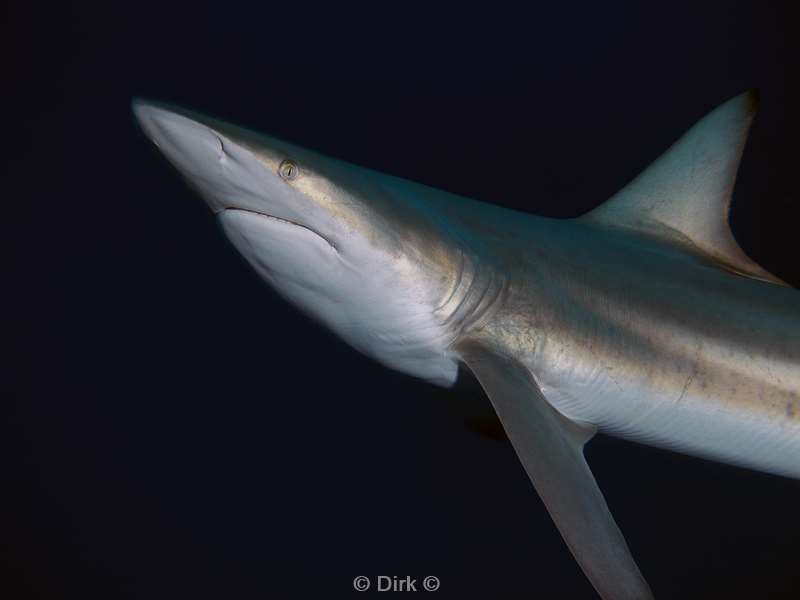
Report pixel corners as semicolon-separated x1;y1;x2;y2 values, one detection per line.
583;91;786;286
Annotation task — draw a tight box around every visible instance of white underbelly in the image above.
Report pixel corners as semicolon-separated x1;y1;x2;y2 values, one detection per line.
539;371;800;480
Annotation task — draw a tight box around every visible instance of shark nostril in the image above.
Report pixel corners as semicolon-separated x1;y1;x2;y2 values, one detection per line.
215;135;226;162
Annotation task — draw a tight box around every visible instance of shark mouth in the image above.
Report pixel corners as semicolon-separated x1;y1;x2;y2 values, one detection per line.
220;207;338;252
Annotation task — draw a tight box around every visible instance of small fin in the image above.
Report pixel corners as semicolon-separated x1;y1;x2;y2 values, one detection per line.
456;340;654;600
584;91;786;286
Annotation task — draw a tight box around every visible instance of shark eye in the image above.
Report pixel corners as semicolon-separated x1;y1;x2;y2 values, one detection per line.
278;159;299;181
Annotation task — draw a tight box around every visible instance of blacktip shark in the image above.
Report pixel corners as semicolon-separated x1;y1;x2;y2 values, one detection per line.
133;92;799;599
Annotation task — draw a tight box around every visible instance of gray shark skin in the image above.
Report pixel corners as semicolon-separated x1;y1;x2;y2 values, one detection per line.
133;92;799;600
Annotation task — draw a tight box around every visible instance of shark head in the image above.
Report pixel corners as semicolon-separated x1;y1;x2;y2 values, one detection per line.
133;100;463;385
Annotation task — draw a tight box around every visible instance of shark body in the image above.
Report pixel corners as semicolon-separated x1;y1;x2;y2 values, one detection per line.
134;92;799;599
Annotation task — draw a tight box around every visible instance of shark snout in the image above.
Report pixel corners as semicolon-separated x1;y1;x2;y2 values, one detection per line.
133;98;347;250
132;99;228;186
132;99;282;215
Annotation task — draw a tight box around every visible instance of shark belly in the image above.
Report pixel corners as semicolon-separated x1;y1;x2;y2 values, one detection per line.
530;278;800;479
544;365;800;479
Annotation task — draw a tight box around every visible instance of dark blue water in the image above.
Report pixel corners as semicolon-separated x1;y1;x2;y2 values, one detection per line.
6;2;800;598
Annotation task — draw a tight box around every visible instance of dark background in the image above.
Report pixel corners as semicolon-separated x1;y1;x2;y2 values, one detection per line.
5;1;800;598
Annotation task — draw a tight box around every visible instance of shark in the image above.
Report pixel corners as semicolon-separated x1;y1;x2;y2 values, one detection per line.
133;92;799;599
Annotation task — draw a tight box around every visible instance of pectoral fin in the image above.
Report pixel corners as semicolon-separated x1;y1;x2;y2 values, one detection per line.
457;340;653;600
